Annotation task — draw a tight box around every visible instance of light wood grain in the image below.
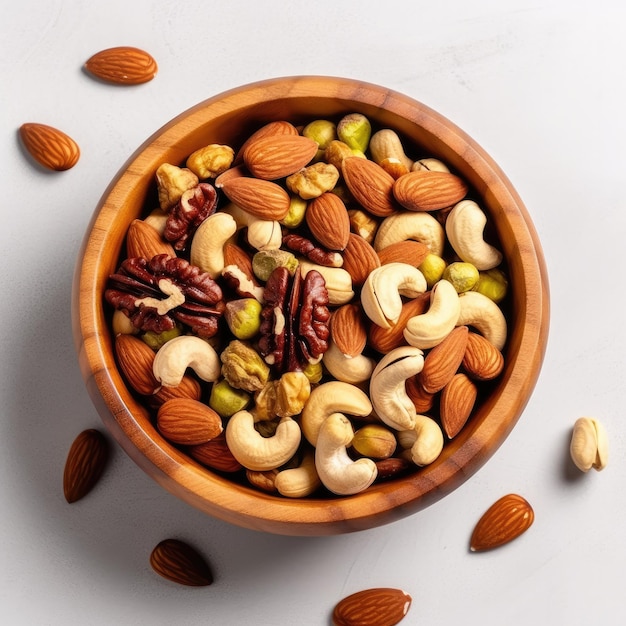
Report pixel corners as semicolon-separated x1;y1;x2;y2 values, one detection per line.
71;76;549;535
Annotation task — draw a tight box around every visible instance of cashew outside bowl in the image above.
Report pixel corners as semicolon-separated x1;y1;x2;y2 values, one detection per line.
152;335;221;387
570;417;608;472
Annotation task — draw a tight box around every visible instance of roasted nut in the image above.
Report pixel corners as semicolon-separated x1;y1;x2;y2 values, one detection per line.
286;162;340;199
220;340;270;392
275;371;311;417
155;163;199;211
186;144;235;179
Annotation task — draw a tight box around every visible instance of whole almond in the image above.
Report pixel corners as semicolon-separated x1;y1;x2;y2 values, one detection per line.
306;192;351;251
19;123;80;171
235;120;299;163
470;494;534;552
243;134;318;180
377;240;430;267
331;303;368;358
342;156;398;217
126;219;176;259
63;429;110;503
218;176;291;220
332;587;412;626
149;374;202;408
440;372;477;438
157;398;223;446
150;538;213;586
405;375;435;413
419;325;469;393
374;456;412;481
393;170;468;211
84;46;158;84
115;334;160;395
188;432;243;473
462;331;505;381
341;233;381;287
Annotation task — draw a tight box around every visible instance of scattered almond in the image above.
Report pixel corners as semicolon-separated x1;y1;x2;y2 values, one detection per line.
63;429;109;503
150;538;213;586
332;587;412;626
19;122;80;171
84;46;158;85
470;494;534;552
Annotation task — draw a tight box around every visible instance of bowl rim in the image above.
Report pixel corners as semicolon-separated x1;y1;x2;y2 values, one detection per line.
72;75;550;535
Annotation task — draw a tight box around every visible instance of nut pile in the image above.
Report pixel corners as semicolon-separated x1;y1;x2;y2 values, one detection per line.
104;112;511;498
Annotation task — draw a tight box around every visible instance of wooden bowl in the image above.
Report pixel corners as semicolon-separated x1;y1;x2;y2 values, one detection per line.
72;76;549;535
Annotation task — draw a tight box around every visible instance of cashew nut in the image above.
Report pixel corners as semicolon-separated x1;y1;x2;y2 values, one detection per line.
457;290;507;351
570;417;608;472
369;345;425;431
445;200;503;270
398;414;444;466
403;279;461;349
298;258;354;305
301;381;372;446
223;202;282;251
374;211;446;256
189;212;238;278
225;410;301;471
360;262;427;329
322;340;376;384
315;413;378;495
274;449;322;498
369;129;414;171
152;335;221;388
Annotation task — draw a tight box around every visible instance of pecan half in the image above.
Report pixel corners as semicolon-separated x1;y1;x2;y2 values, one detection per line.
105;254;224;337
258;266;330;373
282;232;343;268
164;183;218;251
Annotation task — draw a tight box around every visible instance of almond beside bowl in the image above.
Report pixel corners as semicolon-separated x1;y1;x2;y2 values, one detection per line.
72;76;549;535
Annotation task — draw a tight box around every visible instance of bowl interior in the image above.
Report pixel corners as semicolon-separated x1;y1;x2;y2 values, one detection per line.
72;76;549;535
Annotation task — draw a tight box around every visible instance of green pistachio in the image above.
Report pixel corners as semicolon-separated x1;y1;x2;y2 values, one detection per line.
419;254;447;288
472;267;508;303
140;324;183;350
337;113;371;153
302;361;323;385
252;249;298;282
220;340;270;392
224;298;262;340
352;424;397;459
302;119;337;151
280;196;307;229
209;379;250;417
442;261;480;293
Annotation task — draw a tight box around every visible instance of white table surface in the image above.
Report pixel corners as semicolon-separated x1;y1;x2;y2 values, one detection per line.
3;1;625;624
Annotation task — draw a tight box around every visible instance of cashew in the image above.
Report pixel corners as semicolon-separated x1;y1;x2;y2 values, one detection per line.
445;200;503;270
275;449;322;498
570;417;609;472
301;381;372;446
403;279;461;350
374;211;446;256
369;345;425;431
152;335;221;387
190;212;238;278
315;413;377;495
225;410;301;471
369;129;414;171
223;202;282;251
457;290;507;351
398;414;444;466
322;340;376;384
298;258;354;305
360;262;427;329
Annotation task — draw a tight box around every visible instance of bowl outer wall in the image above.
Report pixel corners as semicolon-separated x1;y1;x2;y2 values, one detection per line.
71;75;549;535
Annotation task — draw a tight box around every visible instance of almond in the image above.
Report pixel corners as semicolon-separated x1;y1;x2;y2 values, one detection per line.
157;398;223;446
470;494;534;552
331;303;368;358
332;587;412;626
114;334;160;395
126;219;176;259
377;240;430;267
342;156;398;217
63;429;110;503
84;46;158;84
419;325;469;393
235;120;299;163
150;538;213;586
439;372;477;438
218;176;291;220
368;292;430;354
462;331;505;381
223;242;255;274
393;170;468;211
306;192;351;251
243;134;318;180
374;456;412;481
341;232;381;287
149;374;202;407
405;375;435;413
19;122;80;171
187;432;243;473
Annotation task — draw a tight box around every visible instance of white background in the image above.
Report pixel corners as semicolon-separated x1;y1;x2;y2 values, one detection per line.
2;1;625;624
